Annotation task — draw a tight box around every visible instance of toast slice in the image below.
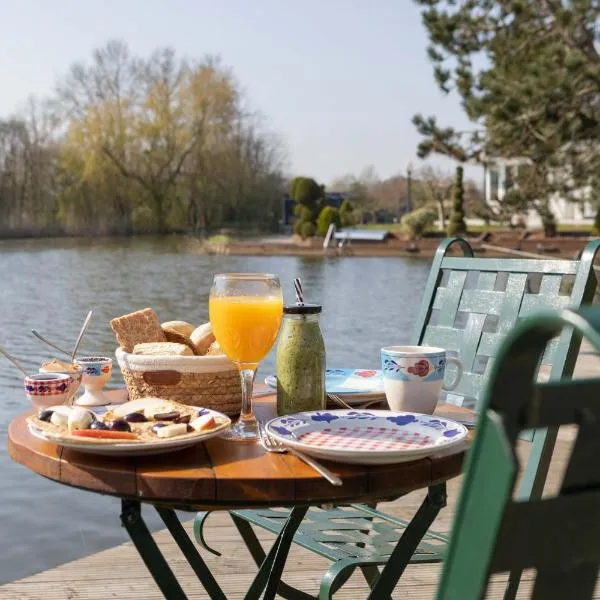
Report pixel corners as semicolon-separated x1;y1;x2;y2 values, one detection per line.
110;308;166;353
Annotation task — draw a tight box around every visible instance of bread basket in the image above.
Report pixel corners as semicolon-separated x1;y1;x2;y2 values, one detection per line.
115;348;242;416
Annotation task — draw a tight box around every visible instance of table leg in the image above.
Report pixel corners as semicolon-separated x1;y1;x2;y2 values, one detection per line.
120;500;188;600
244;505;309;600
156;507;227;600
122;501;309;600
231;513;314;600
365;483;447;600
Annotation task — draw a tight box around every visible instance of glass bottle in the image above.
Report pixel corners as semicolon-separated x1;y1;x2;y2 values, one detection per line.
276;304;326;416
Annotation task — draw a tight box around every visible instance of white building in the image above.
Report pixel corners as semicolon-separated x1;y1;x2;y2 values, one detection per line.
484;158;595;227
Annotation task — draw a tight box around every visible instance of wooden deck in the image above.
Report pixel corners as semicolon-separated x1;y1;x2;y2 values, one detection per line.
2;345;600;600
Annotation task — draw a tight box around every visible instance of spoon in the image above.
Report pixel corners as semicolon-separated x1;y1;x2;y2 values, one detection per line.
31;329;72;358
71;309;94;363
0;345;28;376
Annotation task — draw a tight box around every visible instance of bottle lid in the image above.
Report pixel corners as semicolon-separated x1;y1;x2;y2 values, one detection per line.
284;303;322;315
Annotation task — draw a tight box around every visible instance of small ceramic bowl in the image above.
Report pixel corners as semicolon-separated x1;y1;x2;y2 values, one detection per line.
74;356;113;406
24;373;72;408
38;363;83;403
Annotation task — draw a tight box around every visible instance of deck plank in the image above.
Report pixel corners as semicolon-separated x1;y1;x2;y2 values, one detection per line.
2;346;599;599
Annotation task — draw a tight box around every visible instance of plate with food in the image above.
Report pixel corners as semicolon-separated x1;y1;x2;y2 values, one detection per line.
265;409;468;465
26;397;231;456
265;369;386;404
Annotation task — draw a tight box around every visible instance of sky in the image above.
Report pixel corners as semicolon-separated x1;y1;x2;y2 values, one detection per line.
0;0;481;184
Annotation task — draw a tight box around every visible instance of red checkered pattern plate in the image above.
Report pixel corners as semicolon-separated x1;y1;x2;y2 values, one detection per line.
266;410;469;465
299;426;433;452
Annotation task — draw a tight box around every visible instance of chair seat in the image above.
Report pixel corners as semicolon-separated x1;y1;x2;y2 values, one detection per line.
230;504;448;564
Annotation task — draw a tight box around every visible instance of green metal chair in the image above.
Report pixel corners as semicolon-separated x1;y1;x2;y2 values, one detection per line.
195;237;600;599
437;306;600;600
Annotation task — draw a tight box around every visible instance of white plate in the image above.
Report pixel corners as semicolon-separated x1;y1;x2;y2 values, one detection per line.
265;369;386;405
28;408;231;457
266;409;468;465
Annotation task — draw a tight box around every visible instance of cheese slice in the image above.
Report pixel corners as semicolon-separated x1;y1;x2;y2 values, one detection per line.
68;407;93;433
190;414;216;432
155;423;188;438
50;411;69;428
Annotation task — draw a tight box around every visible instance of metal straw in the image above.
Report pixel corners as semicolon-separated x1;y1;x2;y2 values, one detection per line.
293;278;304;304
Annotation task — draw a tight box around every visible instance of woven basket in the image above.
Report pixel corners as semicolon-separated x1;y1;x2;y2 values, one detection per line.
115;348;241;416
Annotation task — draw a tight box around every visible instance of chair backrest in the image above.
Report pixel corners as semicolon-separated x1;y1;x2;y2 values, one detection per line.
436;307;600;600
412;237;600;412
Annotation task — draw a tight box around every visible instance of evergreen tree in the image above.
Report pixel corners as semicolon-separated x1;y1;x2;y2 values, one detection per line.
316;206;342;237
447;166;467;236
413;1;600;224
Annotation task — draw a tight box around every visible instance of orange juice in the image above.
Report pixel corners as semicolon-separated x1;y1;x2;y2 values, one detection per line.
209;295;283;366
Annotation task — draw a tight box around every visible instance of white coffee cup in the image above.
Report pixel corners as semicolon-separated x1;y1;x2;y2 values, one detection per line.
381;346;463;414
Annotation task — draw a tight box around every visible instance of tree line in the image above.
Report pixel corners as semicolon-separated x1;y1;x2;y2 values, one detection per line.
0;41;285;238
413;0;600;234
290;165;482;239
327;165;484;226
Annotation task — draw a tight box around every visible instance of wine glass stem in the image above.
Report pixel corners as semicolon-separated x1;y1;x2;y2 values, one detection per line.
239;368;257;424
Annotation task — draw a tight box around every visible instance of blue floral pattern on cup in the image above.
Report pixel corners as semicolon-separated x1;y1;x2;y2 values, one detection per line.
381;351;446;382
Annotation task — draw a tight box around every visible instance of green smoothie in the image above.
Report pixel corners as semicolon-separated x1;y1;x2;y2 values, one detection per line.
276;305;325;416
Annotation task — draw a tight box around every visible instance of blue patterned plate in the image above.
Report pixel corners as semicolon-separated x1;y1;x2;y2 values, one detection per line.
265;409;468;465
265;369;385;404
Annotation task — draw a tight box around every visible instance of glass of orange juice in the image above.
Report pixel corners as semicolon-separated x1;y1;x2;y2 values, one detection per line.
209;273;283;440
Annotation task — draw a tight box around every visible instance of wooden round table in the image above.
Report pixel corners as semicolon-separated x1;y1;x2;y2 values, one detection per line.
8;393;468;599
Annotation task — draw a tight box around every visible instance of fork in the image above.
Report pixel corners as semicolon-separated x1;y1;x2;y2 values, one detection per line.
259;428;342;486
327;393;385;410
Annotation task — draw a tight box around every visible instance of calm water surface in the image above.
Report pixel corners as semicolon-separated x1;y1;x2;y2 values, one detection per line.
0;236;430;583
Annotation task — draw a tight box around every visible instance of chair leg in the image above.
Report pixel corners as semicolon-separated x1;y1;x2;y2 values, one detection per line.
319;560;357;600
366;483;447;600
360;566;382;589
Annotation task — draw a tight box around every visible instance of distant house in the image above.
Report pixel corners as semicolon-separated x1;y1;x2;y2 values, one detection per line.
484;157;595;226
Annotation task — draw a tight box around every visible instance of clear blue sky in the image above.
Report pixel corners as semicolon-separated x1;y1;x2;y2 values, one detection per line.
0;0;480;184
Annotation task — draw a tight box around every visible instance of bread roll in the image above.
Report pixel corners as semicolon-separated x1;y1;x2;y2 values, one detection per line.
161;321;196;338
190;323;215;355
206;340;224;356
161;327;198;355
132;342;194;356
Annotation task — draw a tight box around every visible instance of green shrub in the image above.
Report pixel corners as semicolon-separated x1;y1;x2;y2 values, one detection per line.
403;207;437;237
299;206;314;223
339;199;355;227
291;177;321;207
316;206;342;236
201;234;231;253
293;220;303;235
300;221;316;239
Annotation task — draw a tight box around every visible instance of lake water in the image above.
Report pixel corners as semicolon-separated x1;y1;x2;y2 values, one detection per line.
0;235;430;584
